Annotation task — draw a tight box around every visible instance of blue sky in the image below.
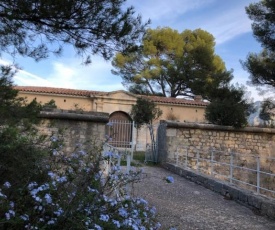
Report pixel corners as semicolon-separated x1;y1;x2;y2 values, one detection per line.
7;0;264;100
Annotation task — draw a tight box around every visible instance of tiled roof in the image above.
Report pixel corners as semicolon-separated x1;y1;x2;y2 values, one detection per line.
142;95;208;107
15;86;208;106
14;86;104;97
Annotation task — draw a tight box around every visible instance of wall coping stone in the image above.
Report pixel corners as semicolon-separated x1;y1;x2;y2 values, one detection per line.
160;120;275;134
39;109;109;123
162;162;275;220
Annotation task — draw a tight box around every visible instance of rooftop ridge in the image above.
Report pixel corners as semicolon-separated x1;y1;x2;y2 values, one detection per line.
14;86;104;96
15;86;208;106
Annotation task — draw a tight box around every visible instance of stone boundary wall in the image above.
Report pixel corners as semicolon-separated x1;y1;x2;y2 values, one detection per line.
157;121;275;197
38;109;109;152
163;162;275;220
158;120;275;162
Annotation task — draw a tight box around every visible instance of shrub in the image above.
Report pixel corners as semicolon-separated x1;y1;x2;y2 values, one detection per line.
0;137;161;230
205;85;254;128
0;68;160;229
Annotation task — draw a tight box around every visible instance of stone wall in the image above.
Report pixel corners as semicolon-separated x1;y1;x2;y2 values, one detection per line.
158;121;275;157
157;121;275;197
38;109;109;152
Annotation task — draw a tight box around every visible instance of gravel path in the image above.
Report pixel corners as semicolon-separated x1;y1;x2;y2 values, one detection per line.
132;166;275;230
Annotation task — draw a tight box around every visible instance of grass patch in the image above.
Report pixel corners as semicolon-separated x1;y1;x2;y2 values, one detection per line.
133;151;145;162
119;151;158;167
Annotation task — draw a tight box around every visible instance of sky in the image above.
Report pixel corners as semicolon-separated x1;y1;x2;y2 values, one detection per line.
7;0;264;101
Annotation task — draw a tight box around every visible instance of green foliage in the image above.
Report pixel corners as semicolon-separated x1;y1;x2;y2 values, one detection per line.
0;65;49;200
0;66;42;125
133;151;145;162
0;66;22;125
205;85;254;128
43;99;57;109
0;2;160;228
0;68;160;230
0;0;149;63
130;97;162;128
246;0;275;52
0;138;160;229
259;98;275;124
128;84;153;95
243;0;275;92
0;126;49;199
112;27;232;99
242;49;275;89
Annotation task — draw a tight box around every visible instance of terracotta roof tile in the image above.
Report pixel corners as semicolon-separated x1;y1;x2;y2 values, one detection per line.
14;86;104;97
15;86;208;106
143;95;208;107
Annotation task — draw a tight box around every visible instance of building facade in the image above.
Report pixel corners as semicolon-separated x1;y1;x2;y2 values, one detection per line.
15;86;208;150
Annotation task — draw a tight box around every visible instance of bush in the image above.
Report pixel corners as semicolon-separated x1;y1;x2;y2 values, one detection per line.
0;69;160;229
205;85;253;128
0;137;161;230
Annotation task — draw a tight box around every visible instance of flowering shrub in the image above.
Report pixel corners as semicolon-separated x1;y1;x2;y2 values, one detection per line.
0;137;161;229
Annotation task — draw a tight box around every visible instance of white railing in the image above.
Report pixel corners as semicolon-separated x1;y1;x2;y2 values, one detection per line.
169;147;275;198
106;120;134;148
103;143;131;174
105;120;135;160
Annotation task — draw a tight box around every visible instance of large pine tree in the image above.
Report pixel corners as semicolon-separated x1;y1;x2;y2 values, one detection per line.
243;0;275;91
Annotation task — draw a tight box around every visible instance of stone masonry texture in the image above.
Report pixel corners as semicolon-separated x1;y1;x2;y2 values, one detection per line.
38;109;109;152
157;121;275;219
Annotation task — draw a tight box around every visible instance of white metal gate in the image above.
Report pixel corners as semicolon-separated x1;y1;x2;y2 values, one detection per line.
105;121;160;163
145;124;159;163
105;120;134;148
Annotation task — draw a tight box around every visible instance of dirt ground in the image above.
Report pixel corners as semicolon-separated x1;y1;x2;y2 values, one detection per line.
132;166;275;230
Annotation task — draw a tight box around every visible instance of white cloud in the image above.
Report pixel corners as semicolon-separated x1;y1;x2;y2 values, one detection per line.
128;0;215;24
12;56;125;92
128;0;253;45
201;7;252;44
14;70;53;87
0;59;53;86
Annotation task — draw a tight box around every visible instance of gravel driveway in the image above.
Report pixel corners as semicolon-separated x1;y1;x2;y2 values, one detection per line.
132;166;275;230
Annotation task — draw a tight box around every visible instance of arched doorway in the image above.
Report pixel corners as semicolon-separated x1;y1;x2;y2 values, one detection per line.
107;111;133;148
110;111;132;122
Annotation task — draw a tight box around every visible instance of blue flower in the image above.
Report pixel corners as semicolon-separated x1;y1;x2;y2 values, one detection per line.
27;182;38;190
106;122;113;126
53;208;64;217
94;224;102;230
78;150;86;156
52;149;58;156
5;212;10;220
47;220;55;225
57;176;67;183
166;176;174;183
0;190;7;198
112;220;120;228
137;198;148;205
99;214;109;222
50;136;58;142
20;214;29;221
118;207;128;218
5;210;15;220
150;206;156;215
3;181;11;188
103;151;113;158
44;194;52;204
47;171;56;179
